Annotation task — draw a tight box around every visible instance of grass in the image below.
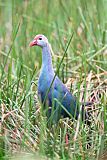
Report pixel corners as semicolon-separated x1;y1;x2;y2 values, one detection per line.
0;0;107;159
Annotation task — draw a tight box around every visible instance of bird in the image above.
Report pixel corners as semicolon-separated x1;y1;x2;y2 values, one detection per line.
29;34;91;125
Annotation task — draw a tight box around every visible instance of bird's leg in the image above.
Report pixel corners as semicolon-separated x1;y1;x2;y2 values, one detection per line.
64;118;70;146
65;133;69;146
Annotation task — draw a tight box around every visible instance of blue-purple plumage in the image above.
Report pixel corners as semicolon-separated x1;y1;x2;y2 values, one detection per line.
30;34;91;124
38;72;78;123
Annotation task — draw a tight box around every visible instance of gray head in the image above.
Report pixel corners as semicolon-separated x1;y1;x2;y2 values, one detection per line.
29;34;49;48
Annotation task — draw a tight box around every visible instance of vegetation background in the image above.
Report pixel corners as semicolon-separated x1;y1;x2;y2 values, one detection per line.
0;0;107;159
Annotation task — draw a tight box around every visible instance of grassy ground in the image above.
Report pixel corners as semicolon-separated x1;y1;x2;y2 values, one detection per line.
0;0;107;159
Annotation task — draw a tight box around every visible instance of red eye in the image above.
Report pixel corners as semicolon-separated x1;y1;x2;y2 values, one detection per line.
39;37;42;40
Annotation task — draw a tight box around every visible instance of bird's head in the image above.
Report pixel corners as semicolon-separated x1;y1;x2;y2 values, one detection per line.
29;34;48;48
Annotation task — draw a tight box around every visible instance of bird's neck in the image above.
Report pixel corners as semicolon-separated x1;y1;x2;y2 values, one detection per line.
41;44;54;73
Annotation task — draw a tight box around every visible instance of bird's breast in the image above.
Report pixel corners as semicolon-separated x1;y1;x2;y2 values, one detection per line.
38;72;53;103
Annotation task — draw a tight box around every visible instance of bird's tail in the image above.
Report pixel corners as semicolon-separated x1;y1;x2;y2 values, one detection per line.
81;101;93;126
82;101;94;148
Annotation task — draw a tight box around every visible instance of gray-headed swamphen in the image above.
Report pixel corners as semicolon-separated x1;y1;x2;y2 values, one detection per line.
29;34;91;126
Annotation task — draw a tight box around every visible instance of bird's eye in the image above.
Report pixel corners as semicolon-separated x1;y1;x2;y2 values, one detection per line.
39;37;42;40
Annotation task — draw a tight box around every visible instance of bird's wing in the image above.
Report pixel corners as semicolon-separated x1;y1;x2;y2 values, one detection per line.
51;76;78;118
